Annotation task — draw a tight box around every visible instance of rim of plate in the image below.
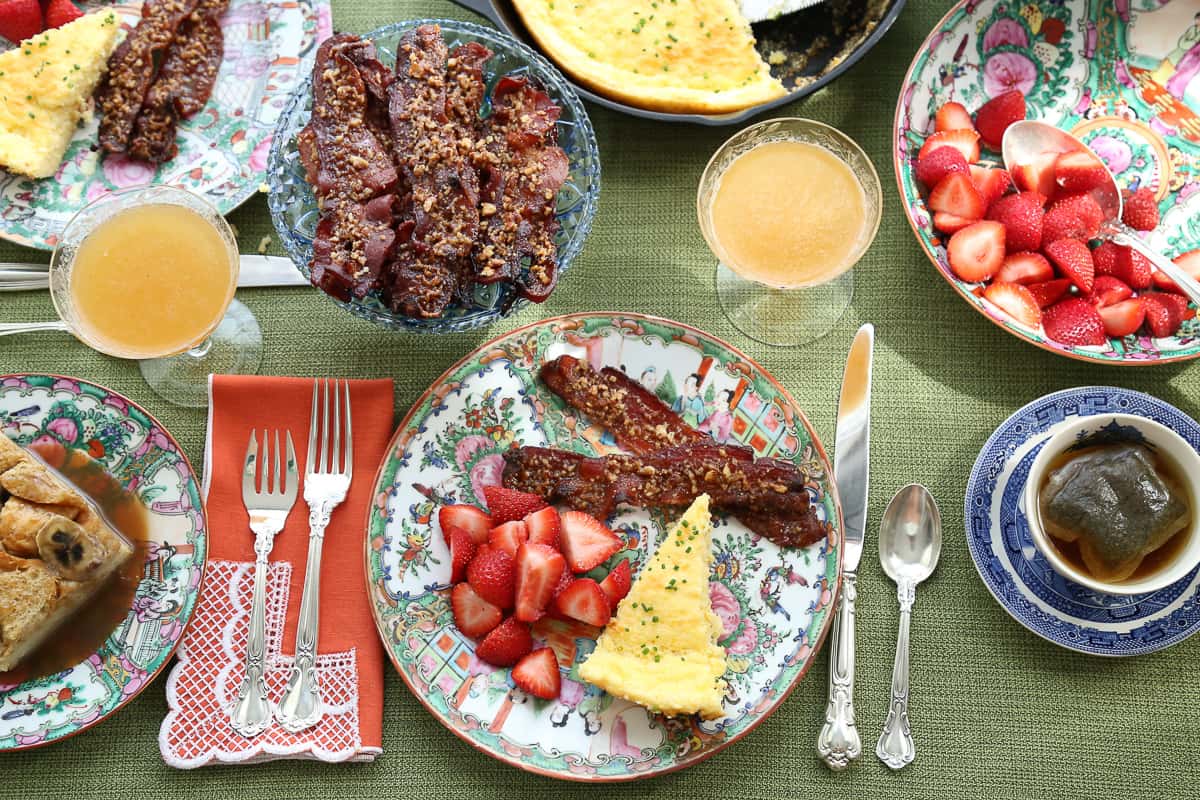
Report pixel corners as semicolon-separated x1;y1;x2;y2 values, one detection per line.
362;310;845;781
890;0;1200;368
0;372;209;750
963;384;1200;657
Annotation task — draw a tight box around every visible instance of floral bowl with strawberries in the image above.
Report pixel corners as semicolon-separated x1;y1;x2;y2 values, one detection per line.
894;0;1200;365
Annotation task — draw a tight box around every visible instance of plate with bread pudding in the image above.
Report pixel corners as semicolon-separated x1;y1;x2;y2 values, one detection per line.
365;313;843;781
0;0;329;250
0;375;206;751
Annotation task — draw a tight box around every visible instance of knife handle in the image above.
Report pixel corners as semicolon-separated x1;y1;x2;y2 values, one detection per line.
817;572;860;771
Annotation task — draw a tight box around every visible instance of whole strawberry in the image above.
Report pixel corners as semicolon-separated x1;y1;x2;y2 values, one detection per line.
1121;187;1159;232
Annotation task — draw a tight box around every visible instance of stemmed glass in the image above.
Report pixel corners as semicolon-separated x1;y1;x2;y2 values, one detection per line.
0;185;261;407
697;118;883;346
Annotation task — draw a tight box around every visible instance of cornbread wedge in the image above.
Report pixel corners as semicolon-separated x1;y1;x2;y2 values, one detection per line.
579;494;727;718
510;0;786;114
0;10;120;178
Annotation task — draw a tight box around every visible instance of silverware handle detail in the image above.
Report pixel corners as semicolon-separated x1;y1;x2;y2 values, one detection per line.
275;504;331;732
230;540;274;737
0;321;69;336
817;572;860;770
877;581;916;769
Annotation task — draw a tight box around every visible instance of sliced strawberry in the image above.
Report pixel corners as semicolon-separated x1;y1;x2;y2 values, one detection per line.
448;527;477;584
1151;249;1200;293
1098;298;1147;338
918;129;981;165
1092;241;1121;277
439;505;492;545
996;252;1054;285
1154;292;1194;322
1049;193;1104;234
1044;239;1095;293
451;582;503;638
986;192;1044;253
597;560;632;611
1113;246;1153;290
467;545;516;609
975;90;1026;149
935;101;975;133
946;221;1006;283
552;578;612;627
511;647;561;700
1143;294;1183;338
933;212;977;234
1121;187;1159;232
1041;204;1095;245
514;542;566;623
0;0;41;44
1027;278;1072;308
1090;275;1133;307
475;616;533;667
1054;151;1109;194
1012;152;1058;201
558;511;623;573
524;506;560;549
487;520;528;558
915;146;970;189
969;165;1012;209
482;485;547;525
928;173;985;220
983;282;1041;327
1043;297;1107;346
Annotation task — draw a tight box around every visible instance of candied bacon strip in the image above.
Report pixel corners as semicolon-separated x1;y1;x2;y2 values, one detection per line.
540;355;707;454
97;0;200;154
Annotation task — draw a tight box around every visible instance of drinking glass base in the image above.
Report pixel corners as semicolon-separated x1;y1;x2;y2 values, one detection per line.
139;299;263;408
715;262;853;346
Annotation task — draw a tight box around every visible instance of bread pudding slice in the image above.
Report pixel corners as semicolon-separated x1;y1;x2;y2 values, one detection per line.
0;436;133;672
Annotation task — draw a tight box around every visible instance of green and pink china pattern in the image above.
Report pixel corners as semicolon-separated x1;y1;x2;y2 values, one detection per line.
895;0;1200;364
0;375;206;750
366;313;842;781
0;0;332;250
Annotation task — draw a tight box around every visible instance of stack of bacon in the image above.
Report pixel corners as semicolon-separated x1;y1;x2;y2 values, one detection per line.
501;356;830;549
96;0;229;164
296;25;569;319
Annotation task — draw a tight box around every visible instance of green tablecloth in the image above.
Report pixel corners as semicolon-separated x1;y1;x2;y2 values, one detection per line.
2;0;1199;796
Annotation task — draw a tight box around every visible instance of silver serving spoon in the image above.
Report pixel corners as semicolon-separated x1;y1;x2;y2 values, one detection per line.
876;484;942;770
1001;120;1200;308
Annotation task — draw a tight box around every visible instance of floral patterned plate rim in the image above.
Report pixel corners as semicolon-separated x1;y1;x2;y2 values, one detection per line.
894;0;1200;365
965;385;1200;657
0;373;208;750
0;0;332;251
364;311;844;781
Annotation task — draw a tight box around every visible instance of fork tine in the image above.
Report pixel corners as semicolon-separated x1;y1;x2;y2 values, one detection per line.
272;429;282;495
307;380;318;475
242;429;259;499
332;380;341;476
343;381;353;478
284;430;298;501
319;379;330;474
261;428;272;495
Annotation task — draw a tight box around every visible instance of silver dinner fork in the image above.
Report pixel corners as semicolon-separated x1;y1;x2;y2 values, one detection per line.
276;379;353;732
231;429;299;738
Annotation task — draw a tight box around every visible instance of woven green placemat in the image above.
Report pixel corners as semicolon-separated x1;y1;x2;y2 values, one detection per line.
1;0;1198;796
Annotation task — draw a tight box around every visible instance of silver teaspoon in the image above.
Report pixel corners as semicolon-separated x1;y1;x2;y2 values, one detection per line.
876;484;942;770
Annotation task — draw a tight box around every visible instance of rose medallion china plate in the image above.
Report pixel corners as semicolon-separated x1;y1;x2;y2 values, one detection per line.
365;313;843;781
0;0;332;251
895;0;1200;365
965;386;1200;657
0;375;207;749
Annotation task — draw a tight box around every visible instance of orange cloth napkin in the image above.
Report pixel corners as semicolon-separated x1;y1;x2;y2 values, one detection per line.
159;375;393;767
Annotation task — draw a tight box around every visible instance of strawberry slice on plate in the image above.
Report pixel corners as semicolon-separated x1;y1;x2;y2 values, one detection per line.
1041;204;1095;244
986;192;1043;253
1090;275;1133;307
1121;187;1159;232
975;90;1026;149
514;542;566;623
1113;246;1153;290
1143;294;1184;338
933;212;978;235
995;251;1054;285
0;0;41;44
915;146;970;188
1044;239;1095;293
559;511;622;573
918;129;981;164
524;506;560;549
475;616;533;667
439;504;492;544
983;282;1041;327
946;221;1005;283
511;648;561;700
552;578;612;627
1155;293;1196;321
1098;298;1147;338
483;485;547;525
928;173;985;220
935;101;975;133
1049;193;1103;234
1012;152;1058;201
1092;241;1121;277
1043;297;1107;346
1027;278;1072;308
467;545;517;609
487;520;529;558
448;527;477;584
597;560;632;611
1053;151;1109;194
1151;249;1200;294
451;582;503;638
968;165;1012;209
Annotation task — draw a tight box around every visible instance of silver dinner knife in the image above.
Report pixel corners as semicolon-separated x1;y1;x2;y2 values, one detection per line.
0;254;309;291
816;322;874;771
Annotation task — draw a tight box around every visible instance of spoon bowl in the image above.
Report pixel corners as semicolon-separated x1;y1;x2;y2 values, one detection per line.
878;483;942;586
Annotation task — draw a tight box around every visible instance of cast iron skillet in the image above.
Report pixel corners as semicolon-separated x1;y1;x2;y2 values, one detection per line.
448;0;907;125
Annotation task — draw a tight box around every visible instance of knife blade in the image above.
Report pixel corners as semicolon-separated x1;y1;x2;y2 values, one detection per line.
0;254;309;291
816;322;874;772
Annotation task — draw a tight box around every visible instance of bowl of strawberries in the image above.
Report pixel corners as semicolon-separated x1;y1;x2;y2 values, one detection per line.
894;0;1200;365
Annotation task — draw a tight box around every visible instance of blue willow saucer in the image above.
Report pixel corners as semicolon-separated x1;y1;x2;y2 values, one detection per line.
965;387;1200;657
